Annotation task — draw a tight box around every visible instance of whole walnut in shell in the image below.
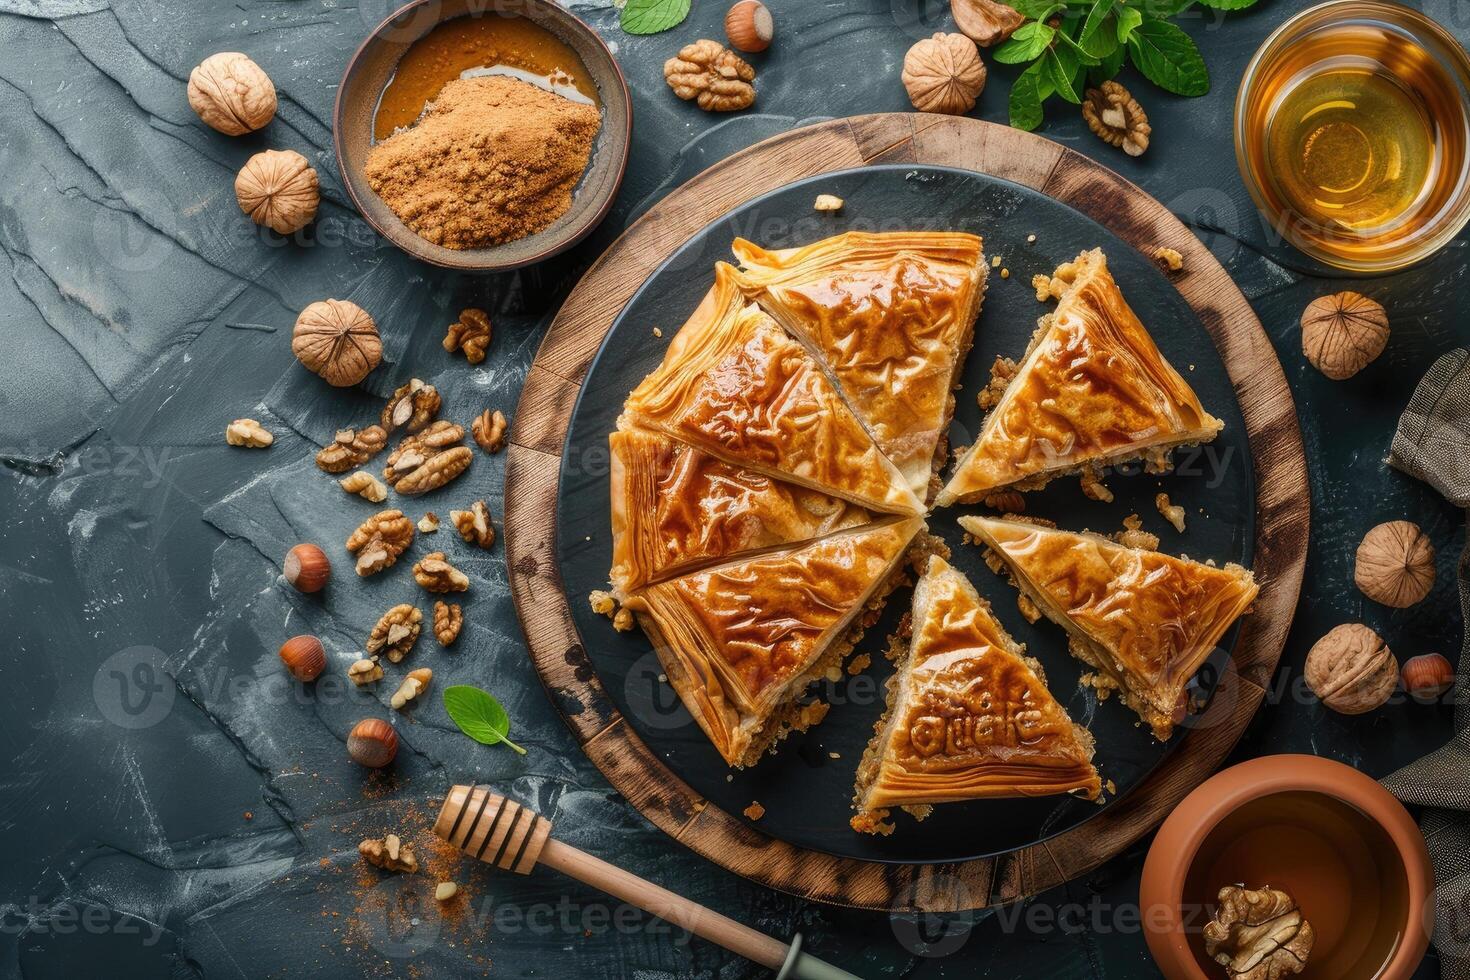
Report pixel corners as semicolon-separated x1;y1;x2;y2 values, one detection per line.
188;52;276;136
1305;623;1397;715
664;39;756;112
1355;520;1434;607
236;149;319;234
1301;291;1388;380
292;299;382;387
902;33;986;115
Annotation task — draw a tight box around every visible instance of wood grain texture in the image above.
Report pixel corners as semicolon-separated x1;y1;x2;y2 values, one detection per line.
506;114;1310;912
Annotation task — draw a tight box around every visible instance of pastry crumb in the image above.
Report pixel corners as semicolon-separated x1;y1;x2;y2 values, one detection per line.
1106;779;1117;795
652;326;662;338
847;652;871;675
850;809;895;836
1017;592;1041;624
1153;246;1184;271
828;751;841;760
1117;514;1160;551
1000;268;1010;279
588;590;616;616
743;801;765;821
991;254;1002;268
657;673;667;683
1156;493;1187;533
1027;233;1037;243
813;193;844;212
1079;468;1114;503
612;608;633;632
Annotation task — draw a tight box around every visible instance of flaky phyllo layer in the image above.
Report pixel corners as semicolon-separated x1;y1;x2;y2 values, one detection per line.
938;248;1223;506
851;555;1100;834
960;516;1258;740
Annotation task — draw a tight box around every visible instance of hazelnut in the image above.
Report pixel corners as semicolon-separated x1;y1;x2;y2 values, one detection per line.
283;543;330;593
187;52;276;136
278;634;326;682
1355;520;1434;608
1403;653;1454;704
347;718;398;768
1305;623;1398;715
236;149;319;234
724;0;773;52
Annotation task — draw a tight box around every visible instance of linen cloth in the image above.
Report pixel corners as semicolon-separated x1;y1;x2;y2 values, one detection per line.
1380;348;1470;978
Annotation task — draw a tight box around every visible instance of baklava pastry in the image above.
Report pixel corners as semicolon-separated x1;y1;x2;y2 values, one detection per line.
959;515;1258;739
609;427;871;595
733;232;987;501
937;249;1223;506
622;517;925;767
851;555;1100;835
623;262;922;516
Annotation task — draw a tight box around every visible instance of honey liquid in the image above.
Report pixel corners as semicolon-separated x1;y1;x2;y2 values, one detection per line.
1241;20;1468;262
1179;791;1411;979
374;14;599;142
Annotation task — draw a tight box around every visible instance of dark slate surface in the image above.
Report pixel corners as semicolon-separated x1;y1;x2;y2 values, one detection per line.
0;0;1465;977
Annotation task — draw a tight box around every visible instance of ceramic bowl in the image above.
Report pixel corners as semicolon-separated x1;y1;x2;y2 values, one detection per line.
333;0;631;271
1140;755;1433;979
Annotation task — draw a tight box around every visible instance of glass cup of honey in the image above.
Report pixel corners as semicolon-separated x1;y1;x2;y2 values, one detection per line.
1235;0;1470;272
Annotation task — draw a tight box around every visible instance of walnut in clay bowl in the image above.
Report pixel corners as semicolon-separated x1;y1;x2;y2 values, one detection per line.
1139;755;1431;979
334;0;630;271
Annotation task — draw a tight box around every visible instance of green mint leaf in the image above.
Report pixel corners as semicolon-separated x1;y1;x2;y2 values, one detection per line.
1091;42;1127;83
1079;0;1117;54
444;685;527;755
1194;0;1256;9
620;0;691;35
1127;19;1210;95
1047;47;1084;103
1009;60;1049;131
1056;26;1103;64
1137;0;1196;15
1115;4;1144;41
994;22;1055;63
1011;0;1067;18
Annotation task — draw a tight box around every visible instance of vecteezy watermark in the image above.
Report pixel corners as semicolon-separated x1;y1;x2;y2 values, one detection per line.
0;897;167;948
93;646;176;730
359;877;690;961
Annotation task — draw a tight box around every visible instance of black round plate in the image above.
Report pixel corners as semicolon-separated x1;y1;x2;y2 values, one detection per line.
554;165;1255;865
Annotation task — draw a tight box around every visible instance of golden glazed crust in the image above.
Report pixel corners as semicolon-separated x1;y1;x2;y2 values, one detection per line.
733;232;987;500
959;515;1258;739
622;263;923;516
623;518;924;767
609;428;871;596
938;249;1223;506
851;555;1099;832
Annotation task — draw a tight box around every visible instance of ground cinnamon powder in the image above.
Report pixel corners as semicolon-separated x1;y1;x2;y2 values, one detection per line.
365;75;599;249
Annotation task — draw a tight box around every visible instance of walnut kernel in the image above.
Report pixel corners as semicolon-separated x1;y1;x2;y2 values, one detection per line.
434;601;463;646
664;39;756;112
472;409;507;454
381;379;441;434
1082;81;1150;156
340;470;388;503
1156;493;1186;533
316;426;388;473
1204;885;1314;980
450;500;496;549
359;834;417;873
346;510;415;576
418;512;440;533
390;667;433;711
413;551;469;593
225;418;273;448
348;657;384;686
367;604;423;663
444;309;492;364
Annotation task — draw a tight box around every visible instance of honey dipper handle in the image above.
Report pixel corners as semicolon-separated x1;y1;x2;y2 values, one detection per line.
539;837;790;969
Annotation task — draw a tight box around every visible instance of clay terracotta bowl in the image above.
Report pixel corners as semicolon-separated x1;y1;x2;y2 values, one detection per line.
334;0;631;271
1140;755;1433;979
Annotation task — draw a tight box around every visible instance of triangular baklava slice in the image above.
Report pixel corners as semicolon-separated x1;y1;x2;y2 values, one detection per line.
851;555;1100;835
623;262;922;516
733;232;986;501
622;517;925;767
937;249;1223;506
958;515;1258;739
609;427;872;595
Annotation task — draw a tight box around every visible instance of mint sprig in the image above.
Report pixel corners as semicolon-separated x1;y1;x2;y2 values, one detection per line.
443;685;526;755
1000;0;1253;131
620;0;691;35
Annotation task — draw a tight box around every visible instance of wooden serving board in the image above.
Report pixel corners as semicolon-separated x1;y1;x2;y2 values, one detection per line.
504;113;1310;912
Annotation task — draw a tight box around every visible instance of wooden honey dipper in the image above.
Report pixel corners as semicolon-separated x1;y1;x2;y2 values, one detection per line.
434;785;862;979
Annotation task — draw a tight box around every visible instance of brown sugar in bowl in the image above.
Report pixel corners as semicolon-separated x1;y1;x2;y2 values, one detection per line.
334;0;631;271
1140;754;1432;979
